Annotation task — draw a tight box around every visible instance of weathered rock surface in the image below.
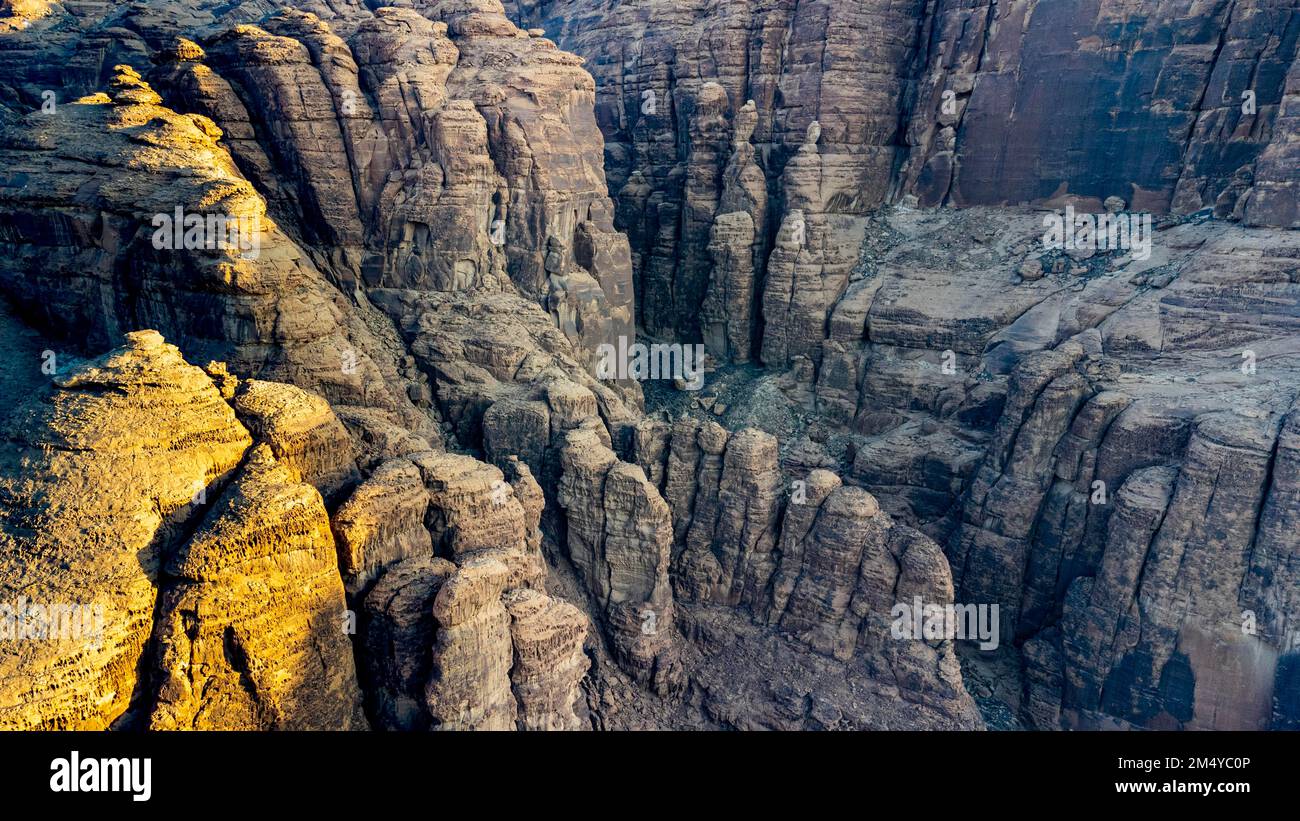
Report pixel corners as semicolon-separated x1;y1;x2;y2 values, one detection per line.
504;588;589;731
591;413;983;726
331;458;433;596
0;0;1295;735
233;378;361;503
150;443;368;730
511;0;930;340
557;424;681;694
152;1;632;366
512;0;1299;356
362;554;589;731
0;64;434;441
413;449;545;589
360;554;457;731
701;99;767;362
420;557;516;730
371;287;641;453
0;330;251;729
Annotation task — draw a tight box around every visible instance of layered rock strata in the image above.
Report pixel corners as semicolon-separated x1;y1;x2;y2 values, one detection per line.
150;443;368;730
510;0;1300;355
0;330;251;729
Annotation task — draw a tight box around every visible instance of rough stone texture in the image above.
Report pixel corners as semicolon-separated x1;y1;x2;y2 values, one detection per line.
150;0;634;366
413;449;546;590
331;458;433;596
557;424;681;694
504;587;589;730
1055;411;1285;730
150;444;368;730
0;64;435;440
0;0;1295;735
659;422;782;608
1248;399;1300;730
362;554;588;732
639;202;1299;731
512;0;1299;359
425;557;517;730
702;99;767;362
511;0;930;340
360;555;457;731
622;416;980;726
1245;38;1300;228
233;378;361;503
370;287;641;461
900;0;1300;214
760;122;867;368
0;330;251;729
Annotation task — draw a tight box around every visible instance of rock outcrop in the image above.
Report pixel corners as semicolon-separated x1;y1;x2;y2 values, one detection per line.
331;458;434;596
504;588;588;731
233;379;361;503
0;331;251;729
511;0;1300;359
557;424;680;694
360;555;457;731
362;554;589;731
702;100;768;363
0;0;1294;736
630;420;977;725
0;64;433;441
150;444;368;730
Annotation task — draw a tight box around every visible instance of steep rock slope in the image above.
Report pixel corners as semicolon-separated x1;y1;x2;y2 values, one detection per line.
0;330;252;729
509;0;1300;347
150;442;368;730
687;205;1300;730
2;0;1293;733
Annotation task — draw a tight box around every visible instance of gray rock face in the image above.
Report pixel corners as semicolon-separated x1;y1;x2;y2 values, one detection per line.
557;423;682;694
0;0;632;391
510;0;930;341
616;419;982;727
0;0;1295;735
807;208;1299;730
510;0;1299;356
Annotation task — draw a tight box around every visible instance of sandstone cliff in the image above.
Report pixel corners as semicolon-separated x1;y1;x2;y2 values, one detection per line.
509;0;1300;352
0;0;1294;734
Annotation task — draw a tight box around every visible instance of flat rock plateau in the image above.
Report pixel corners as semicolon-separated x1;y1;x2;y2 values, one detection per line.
0;0;1296;731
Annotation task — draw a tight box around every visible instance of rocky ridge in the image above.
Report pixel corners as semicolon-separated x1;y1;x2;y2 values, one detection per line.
0;0;1294;732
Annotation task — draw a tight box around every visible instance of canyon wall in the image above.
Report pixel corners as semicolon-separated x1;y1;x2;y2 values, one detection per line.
508;0;1300;346
0;0;1294;732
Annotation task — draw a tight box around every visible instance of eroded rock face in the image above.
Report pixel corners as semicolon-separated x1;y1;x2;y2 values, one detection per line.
412;450;546;589
504;588;589;731
331;458;434;597
1056;412;1286;730
0;2;657;731
150;444;368;731
759;122;866;369
361;554;589;731
512;0;1299;358
649;420;975;722
233;379;361;503
658;421;782;608
0;331;251;729
0;65;434;440
370;287;642;453
557;424;681;694
702;100;767;363
511;0;929;341
0;0;1294;736
360;555;457;731
149;1;632;366
425;557;517;730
